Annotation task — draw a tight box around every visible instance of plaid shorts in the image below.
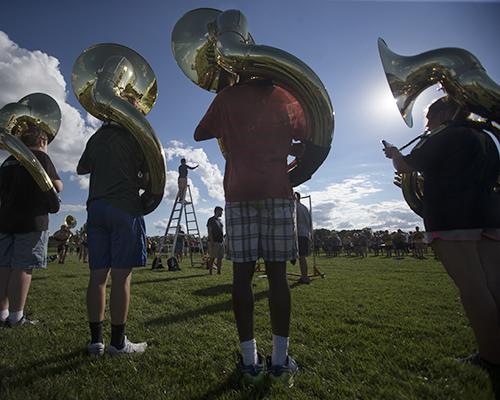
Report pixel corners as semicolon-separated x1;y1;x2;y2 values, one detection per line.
225;199;297;263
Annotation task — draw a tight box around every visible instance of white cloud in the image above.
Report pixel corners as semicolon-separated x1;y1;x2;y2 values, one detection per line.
0;31;94;179
153;218;169;234
69;174;89;189
164;141;224;201
309;175;422;231
60;203;86;213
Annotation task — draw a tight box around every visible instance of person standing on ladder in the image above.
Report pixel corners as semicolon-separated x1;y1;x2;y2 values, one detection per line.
176;158;198;203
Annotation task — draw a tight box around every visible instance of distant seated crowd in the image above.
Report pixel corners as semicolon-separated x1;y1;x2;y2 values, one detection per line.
143;226;430;262
312;227;428;259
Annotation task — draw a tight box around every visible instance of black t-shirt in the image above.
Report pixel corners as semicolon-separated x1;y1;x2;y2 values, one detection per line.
207;216;224;243
178;164;188;178
77;124;145;216
0;150;60;233
404;123;500;231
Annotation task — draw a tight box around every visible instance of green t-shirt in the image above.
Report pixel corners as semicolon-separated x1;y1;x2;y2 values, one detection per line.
77;123;145;216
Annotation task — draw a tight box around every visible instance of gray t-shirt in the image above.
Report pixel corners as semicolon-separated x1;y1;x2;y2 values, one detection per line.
296;201;311;238
77;123;145;216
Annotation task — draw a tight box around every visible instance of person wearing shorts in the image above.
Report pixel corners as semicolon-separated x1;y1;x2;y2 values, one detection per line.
0;125;62;327
384;96;500;368
77;121;148;356
195;76;307;386
176;158;198;203
207;206;224;275
295;192;312;284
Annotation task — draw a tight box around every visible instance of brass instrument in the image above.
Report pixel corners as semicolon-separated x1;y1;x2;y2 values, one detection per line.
72;44;166;215
64;215;77;229
0;93;61;212
378;38;500;216
172;8;334;186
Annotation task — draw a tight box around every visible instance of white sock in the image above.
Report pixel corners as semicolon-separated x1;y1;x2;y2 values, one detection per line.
272;334;289;366
0;309;8;321
8;310;23;324
240;338;258;366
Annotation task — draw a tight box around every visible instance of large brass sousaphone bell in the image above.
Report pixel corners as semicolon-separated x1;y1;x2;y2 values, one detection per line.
0;93;61;212
172;8;334;186
72;44;166;215
64;215;77;229
378;38;500;217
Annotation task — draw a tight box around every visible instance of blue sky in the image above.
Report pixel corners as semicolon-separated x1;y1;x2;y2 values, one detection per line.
1;0;499;235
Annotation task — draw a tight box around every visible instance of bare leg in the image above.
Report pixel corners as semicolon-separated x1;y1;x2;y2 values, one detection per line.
87;268;110;322
216;257;222;274
7;269;33;312
433;239;500;363
0;267;11;311
208;256;215;274
232;262;256;342
110;268;132;325
265;261;291;337
298;256;309;282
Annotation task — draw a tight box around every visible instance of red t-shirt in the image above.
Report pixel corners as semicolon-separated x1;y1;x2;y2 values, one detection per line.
198;81;307;201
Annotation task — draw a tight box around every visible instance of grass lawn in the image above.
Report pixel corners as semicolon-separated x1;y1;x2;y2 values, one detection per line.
0;251;498;399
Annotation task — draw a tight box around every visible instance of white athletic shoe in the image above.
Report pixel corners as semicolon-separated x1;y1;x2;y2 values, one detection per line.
107;336;147;356
87;342;105;357
8;315;39;327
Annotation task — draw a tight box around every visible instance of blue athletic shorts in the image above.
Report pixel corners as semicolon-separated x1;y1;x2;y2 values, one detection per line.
0;231;49;270
87;200;146;269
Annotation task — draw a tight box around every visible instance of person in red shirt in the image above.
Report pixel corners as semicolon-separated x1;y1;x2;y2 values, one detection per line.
195;76;307;387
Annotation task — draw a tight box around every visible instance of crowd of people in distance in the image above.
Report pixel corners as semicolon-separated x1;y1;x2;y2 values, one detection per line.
312;227;429;259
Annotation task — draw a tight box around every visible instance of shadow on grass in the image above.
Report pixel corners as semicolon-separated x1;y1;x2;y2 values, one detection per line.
192;284;232;297
132;274;207;286
145;289;270;327
0;349;90;392
487;367;500;400
31;276;48;281
192;368;271;400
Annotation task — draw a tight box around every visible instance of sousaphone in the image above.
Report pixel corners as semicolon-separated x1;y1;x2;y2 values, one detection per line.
72;44;166;215
0;93;61;212
64;215;77;229
378;38;500;216
172;8;334;186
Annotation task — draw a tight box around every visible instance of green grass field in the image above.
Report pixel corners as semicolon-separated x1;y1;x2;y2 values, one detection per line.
0;252;498;400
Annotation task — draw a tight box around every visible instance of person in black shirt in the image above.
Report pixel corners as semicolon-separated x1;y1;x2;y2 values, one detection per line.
384;96;500;367
176;158;198;203
0;126;62;326
207;206;224;275
77;122;148;356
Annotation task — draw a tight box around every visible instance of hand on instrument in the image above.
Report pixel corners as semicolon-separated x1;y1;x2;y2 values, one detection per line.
289;142;305;158
382;140;399;159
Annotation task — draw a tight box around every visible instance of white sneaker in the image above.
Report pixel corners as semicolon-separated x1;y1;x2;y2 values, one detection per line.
107;336;147;356
87;342;105;357
8;315;39;327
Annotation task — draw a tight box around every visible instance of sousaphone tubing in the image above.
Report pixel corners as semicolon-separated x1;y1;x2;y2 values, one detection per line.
172;8;334;186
